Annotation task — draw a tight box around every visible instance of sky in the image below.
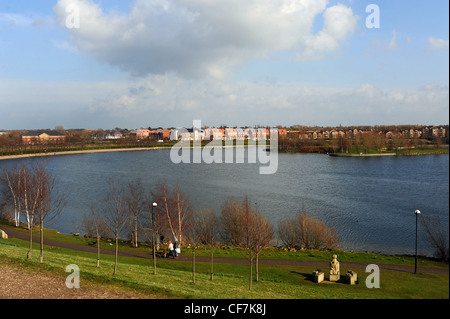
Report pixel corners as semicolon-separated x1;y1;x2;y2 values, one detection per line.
0;0;448;130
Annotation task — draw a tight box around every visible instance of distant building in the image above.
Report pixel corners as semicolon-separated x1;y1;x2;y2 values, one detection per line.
22;130;66;145
181;128;203;141
170;129;181;141
130;129;152;139
105;132;123;140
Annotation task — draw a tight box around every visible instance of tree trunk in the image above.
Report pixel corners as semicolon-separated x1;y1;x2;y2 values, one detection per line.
256;253;259;282
113;235;118;275
134;215;138;248
210;246;214;281
249;252;252;291
27;226;33;259
39;217;44;263
96;234;100;268
192;245;196;284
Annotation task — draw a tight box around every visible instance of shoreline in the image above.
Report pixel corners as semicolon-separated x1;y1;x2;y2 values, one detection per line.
0;146;172;161
0;144;268;161
330;151;449;157
1;145;447;161
329;153;397;157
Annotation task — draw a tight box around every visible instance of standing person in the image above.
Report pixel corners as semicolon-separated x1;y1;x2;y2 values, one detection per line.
168;241;174;259
160;234;165;245
174;238;180;257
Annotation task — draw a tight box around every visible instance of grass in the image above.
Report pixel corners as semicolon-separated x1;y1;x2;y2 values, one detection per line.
2;220;445;269
332;145;449;157
395;147;449;155
0;232;448;299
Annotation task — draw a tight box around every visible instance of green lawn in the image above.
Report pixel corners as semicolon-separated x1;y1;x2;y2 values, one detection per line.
3;221;445;269
333;145;449;156
0;235;448;299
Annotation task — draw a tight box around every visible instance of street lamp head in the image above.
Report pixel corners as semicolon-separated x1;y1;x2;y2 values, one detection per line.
153;202;158;207
415;210;421;215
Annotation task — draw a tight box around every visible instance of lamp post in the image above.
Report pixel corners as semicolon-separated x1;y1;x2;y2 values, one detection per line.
152;202;158;275
414;209;421;274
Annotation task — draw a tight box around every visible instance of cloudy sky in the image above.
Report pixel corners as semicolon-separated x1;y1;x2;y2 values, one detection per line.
0;0;448;130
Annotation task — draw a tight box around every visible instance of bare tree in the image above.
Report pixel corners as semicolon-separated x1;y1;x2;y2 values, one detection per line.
33;161;66;263
240;198;256;291
278;211;339;250
240;198;274;288
219;197;245;246
126;178;144;248
278;217;298;249
193;208;218;281
421;216;449;263
251;211;273;282
103;177;128;275
152;179;192;246
82;207;107;267
17;162;46;260
219;197;274;290
1;165;22;227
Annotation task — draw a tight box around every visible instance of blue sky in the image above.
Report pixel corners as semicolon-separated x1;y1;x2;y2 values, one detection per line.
0;0;448;130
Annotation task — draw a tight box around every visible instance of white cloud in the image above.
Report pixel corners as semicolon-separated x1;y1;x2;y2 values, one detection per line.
428;37;449;49
297;3;359;60
54;0;358;79
79;75;449;127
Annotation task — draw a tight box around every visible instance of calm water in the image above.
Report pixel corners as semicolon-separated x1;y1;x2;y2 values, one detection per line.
1;149;448;256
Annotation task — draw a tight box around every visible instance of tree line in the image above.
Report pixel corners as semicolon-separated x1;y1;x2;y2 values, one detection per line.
279;130;448;154
0;161;66;263
0;161;341;289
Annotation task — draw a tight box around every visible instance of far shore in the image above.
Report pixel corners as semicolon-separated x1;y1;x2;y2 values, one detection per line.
1;144;447;161
329;153;397;157
0;144;260;161
0;146;172;161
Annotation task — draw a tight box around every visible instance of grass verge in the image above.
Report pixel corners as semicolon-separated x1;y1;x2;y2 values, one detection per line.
0;234;448;299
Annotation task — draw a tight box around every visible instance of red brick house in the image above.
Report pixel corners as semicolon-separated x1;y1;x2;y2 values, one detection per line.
22;130;66;145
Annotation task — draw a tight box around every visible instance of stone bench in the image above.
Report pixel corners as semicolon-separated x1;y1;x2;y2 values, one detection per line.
345;270;358;285
313;270;324;283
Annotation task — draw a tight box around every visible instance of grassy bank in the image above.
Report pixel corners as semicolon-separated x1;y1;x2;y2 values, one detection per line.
2;221;445;268
0;223;448;299
330;146;449;157
1;237;448;299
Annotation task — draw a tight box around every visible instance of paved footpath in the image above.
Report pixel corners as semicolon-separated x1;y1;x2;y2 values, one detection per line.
2;226;448;275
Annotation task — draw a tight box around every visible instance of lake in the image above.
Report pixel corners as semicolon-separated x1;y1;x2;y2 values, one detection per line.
1;149;448;256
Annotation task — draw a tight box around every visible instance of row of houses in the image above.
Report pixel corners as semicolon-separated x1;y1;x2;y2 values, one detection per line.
169;127;288;141
18;125;448;145
129;128;172;140
294;126;448;141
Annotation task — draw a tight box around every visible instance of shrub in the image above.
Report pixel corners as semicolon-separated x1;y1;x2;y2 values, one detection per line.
278;212;339;250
